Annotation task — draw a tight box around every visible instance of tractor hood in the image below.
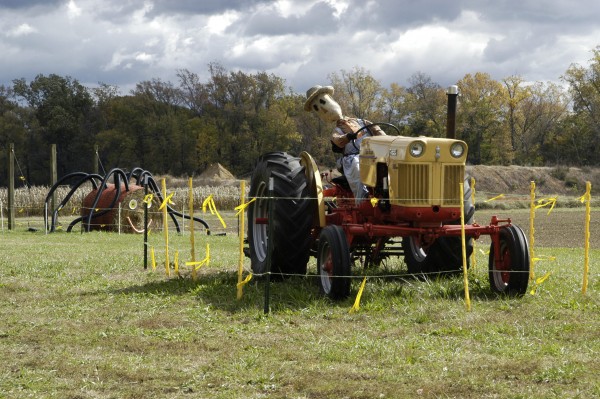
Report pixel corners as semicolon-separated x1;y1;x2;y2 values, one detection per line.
359;135;468;164
359;135;469;207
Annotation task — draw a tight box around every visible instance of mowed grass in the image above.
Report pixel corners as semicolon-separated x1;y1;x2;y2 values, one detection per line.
1;211;599;399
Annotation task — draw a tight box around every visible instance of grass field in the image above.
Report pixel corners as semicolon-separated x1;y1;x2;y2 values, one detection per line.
1;208;599;399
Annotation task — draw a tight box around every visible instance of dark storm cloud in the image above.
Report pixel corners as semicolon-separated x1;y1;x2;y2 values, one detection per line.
343;0;465;29
241;1;340;36
146;0;269;16
0;0;598;94
470;0;600;26
0;0;62;9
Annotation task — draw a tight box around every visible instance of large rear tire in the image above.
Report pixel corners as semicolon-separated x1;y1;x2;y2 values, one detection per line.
403;234;435;276
489;225;530;296
317;225;351;300
247;152;313;278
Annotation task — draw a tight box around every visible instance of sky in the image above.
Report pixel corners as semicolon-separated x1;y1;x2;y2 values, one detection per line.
1;0;599;96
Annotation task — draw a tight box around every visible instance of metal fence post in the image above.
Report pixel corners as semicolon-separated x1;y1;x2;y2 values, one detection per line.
264;177;274;314
7;143;15;230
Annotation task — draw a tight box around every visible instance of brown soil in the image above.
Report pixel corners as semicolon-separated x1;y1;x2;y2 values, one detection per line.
467;166;598;249
467;165;600;196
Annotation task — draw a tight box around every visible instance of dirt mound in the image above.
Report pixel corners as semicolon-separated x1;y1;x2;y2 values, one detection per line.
466;165;599;196
196;163;238;186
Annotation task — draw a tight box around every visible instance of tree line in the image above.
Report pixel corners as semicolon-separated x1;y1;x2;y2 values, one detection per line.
1;47;599;187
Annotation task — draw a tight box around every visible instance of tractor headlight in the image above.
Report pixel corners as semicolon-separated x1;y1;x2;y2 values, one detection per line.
450;142;465;158
409;141;425;157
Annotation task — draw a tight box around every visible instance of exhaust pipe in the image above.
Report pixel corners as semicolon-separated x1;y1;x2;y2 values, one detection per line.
446;85;458;139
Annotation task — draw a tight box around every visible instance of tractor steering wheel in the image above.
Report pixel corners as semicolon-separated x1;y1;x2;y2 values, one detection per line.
354;122;401;136
350;122;401;151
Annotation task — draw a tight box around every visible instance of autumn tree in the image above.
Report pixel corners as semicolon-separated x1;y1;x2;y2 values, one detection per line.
561;46;600;165
405;72;446;137
500;76;568;165
457;72;509;164
379;83;411;135
328;67;384;120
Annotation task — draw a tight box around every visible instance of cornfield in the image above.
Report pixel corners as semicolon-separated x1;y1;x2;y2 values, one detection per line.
0;183;246;218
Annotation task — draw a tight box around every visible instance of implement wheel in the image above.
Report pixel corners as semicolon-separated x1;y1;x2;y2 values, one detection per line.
318;225;351;300
489;225;530;296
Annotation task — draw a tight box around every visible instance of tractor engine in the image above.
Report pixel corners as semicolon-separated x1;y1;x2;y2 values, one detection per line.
359;135;468;223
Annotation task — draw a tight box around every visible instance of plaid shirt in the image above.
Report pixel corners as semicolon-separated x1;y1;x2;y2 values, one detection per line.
331;117;385;151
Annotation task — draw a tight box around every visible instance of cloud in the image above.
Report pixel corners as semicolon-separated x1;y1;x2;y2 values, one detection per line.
0;0;62;10
0;0;598;95
240;1;341;36
146;0;269;16
67;0;82;19
6;23;37;37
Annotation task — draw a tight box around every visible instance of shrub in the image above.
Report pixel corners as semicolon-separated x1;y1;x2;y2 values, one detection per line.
550;166;568;181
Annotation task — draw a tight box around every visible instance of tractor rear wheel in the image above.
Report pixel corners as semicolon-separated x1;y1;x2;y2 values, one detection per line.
403;177;475;277
247;152;313;278
317;225;351;300
489;225;530;296
403;235;435;276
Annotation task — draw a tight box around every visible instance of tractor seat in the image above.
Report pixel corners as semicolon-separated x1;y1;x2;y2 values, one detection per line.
331;175;351;191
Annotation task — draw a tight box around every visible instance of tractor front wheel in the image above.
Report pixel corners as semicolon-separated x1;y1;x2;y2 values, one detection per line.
317;225;351;300
489;225;530;296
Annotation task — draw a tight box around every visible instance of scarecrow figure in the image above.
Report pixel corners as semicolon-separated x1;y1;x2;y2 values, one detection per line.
304;85;386;203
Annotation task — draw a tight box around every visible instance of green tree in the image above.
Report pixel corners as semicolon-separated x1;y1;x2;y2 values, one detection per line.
177;69;209;117
0;85;32;186
95;82;197;176
12;74;95;183
192;64;300;175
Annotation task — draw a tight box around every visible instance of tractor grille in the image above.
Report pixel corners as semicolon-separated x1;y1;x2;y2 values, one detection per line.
443;165;464;205
392;163;464;205
395;164;430;204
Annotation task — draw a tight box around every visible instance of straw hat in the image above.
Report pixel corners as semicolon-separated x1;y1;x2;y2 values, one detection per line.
304;85;334;111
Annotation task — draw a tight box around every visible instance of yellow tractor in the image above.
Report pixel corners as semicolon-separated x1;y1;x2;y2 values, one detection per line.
246;88;530;300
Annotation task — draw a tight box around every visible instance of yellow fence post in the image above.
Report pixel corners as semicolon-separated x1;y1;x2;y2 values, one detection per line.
529;181;536;280
151;247;156;270
582;181;592;294
470;177;476;271
237;180;246;300
189;177;197;281
174;250;179;276
460;182;471;312
161;178;170;277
